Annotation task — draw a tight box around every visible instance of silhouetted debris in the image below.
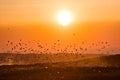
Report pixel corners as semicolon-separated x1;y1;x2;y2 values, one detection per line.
1;40;114;54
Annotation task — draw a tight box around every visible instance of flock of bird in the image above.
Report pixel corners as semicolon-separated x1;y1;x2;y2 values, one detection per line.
0;39;116;54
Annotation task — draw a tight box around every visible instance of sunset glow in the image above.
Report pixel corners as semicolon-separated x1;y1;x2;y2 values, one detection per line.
56;10;73;26
0;1;120;80
0;0;120;54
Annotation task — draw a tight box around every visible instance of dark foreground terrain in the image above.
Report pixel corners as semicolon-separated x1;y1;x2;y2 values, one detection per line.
0;64;120;80
0;54;120;80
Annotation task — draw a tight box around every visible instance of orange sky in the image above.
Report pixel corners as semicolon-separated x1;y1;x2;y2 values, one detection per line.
0;0;120;25
0;0;120;53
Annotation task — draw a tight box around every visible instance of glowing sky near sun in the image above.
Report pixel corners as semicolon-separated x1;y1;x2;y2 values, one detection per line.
0;0;120;26
0;0;120;53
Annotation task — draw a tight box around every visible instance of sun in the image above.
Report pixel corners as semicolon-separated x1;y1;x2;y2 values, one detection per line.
56;10;73;26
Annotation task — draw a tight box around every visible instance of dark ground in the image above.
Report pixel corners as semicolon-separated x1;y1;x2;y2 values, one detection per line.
0;64;120;80
0;54;120;80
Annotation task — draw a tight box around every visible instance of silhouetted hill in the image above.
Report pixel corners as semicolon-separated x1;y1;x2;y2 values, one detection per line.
0;53;120;67
48;54;120;67
0;54;120;80
99;54;120;66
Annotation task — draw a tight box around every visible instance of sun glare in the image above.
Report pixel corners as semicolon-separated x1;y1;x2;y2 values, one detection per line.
56;10;73;26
